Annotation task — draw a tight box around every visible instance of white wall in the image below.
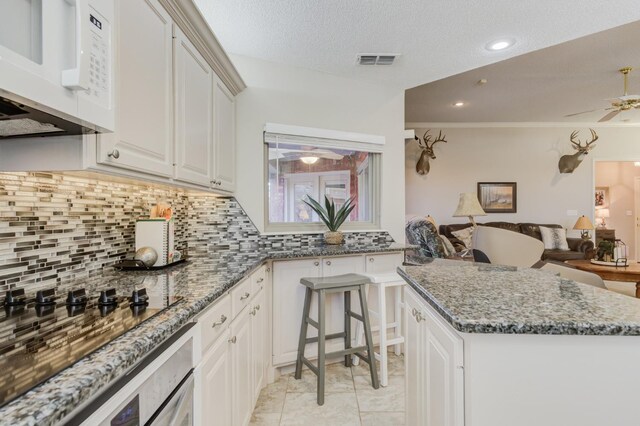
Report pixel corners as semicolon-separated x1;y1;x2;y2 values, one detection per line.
232;55;406;241
405;126;640;238
595;161;640;260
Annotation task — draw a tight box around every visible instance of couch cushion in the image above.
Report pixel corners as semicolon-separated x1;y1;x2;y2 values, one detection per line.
542;250;587;262
451;227;474;249
519;223;562;241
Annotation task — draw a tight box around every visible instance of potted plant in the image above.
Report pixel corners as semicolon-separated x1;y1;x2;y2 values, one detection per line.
596;240;615;262
303;195;355;245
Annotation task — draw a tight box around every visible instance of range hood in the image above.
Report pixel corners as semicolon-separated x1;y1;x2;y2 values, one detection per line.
0;97;97;139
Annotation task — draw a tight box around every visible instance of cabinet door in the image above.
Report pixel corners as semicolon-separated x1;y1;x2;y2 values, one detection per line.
424;305;464;426
231;309;252;426
212;77;236;192
97;0;174;177
251;288;267;405
197;329;232;426
404;287;425;426
272;258;321;365
173;25;213;186
322;256;365;350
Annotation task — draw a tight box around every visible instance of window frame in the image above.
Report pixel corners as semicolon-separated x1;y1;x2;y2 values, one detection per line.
263;130;382;233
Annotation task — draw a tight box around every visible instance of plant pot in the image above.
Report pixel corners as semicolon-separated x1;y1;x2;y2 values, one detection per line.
324;231;344;245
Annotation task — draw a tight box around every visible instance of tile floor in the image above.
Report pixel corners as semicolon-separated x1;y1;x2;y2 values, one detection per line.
250;352;405;426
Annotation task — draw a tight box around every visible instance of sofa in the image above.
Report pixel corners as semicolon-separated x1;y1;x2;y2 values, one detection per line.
439;222;594;262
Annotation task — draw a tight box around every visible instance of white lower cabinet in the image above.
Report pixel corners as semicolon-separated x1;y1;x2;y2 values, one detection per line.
405;286;464;426
195;268;270;426
272;252;403;366
230;304;253;426
196;328;232;426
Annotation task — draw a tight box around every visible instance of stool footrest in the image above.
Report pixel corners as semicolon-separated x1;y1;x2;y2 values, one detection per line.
305;331;346;344
301;356;318;375
353;351;374;365
306;318;319;329
324;346;368;360
347;310;364;322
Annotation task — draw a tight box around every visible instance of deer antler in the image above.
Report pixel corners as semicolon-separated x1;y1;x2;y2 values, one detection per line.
427;130;447;148
570;129;598;150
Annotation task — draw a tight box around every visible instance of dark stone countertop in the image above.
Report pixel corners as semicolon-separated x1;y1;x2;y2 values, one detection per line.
399;258;640;336
0;242;408;426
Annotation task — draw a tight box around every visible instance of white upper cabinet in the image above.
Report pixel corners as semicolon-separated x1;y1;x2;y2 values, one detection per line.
97;0;174;177
212;77;236;192
173;25;214;186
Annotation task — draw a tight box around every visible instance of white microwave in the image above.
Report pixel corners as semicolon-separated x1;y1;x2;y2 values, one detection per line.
0;0;114;138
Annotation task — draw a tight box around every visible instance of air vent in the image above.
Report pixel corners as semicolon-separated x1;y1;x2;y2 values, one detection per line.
357;54;399;66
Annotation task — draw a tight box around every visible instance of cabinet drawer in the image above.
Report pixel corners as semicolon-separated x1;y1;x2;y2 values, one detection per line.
251;265;267;295
200;294;231;355
231;278;253;318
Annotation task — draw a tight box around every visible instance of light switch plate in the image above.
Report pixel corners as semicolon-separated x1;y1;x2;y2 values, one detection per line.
627;210;633;216
566;210;578;216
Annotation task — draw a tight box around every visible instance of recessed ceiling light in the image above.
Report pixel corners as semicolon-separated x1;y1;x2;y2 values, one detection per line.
453;102;465;107
486;39;515;51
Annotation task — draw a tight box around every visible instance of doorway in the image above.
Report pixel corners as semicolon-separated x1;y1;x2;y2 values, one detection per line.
594;161;640;262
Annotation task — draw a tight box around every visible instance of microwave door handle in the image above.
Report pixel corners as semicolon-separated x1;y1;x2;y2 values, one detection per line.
61;0;91;90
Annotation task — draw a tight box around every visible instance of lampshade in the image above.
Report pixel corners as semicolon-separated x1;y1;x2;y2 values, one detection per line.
453;193;487;218
596;208;610;218
573;215;594;230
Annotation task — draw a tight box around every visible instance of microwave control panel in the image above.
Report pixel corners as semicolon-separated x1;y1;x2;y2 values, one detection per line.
83;6;111;109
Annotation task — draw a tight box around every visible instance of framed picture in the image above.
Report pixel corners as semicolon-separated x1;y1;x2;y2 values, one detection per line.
595;187;608;208
477;182;517;213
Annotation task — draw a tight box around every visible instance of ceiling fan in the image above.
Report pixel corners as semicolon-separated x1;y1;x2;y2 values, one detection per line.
565;67;640;122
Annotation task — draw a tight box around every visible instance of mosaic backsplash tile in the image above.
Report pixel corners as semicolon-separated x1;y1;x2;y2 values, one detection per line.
0;172;393;295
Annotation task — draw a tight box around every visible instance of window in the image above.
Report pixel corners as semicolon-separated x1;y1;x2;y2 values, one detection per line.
265;125;382;232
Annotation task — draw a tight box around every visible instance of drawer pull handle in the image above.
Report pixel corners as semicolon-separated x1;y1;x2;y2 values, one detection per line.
107;149;120;159
255;304;260;311
211;315;227;328
266;268;271;272
326;261;331;266
240;292;250;301
250;308;257;316
369;258;374;262
256;278;264;283
314;261;320;266
228;336;237;344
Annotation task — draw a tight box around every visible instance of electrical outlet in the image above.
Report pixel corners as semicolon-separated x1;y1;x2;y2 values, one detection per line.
627;210;633;216
566;210;578;216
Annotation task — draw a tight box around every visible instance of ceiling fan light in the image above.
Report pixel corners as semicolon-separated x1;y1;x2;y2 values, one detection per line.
300;156;319;165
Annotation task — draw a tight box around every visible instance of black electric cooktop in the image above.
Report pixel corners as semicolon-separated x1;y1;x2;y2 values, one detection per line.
0;281;182;406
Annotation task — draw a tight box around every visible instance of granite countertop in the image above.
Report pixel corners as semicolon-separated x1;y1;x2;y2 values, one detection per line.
0;242;408;426
399;258;640;336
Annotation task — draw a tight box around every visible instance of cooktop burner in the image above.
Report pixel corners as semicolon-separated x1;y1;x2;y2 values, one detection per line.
0;280;182;407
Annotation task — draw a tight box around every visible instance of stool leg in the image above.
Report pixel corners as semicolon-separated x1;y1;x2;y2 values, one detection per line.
394;285;402;356
295;287;312;380
352;283;368;366
344;290;352;367
359;285;379;389
378;284;388;387
317;289;326;405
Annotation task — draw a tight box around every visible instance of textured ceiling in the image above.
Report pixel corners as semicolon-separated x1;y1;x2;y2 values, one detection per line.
405;21;640;123
194;0;640;89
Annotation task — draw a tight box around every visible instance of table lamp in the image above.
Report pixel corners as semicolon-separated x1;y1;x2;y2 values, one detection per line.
595;209;610;228
573;215;594;240
453;193;487;227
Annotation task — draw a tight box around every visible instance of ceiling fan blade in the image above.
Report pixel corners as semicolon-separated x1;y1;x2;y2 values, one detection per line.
564;109;601;117
598;110;622;122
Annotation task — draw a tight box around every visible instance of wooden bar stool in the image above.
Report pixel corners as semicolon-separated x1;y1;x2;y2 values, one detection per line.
352;272;406;387
294;273;379;405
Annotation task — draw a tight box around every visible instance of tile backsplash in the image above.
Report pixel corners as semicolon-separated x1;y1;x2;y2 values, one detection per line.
0;172;393;294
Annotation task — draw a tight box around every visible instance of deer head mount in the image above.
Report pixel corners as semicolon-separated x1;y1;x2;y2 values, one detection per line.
415;129;447;175
558;129;598;174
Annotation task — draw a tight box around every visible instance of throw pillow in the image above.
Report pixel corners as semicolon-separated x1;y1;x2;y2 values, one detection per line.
539;226;570;250
439;235;456;256
451;226;474;249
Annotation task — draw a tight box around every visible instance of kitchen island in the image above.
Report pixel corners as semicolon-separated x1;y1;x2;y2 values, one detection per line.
0;242;408;426
399;259;640;426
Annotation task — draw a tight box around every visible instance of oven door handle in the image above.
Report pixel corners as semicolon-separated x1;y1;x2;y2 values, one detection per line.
147;372;194;425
